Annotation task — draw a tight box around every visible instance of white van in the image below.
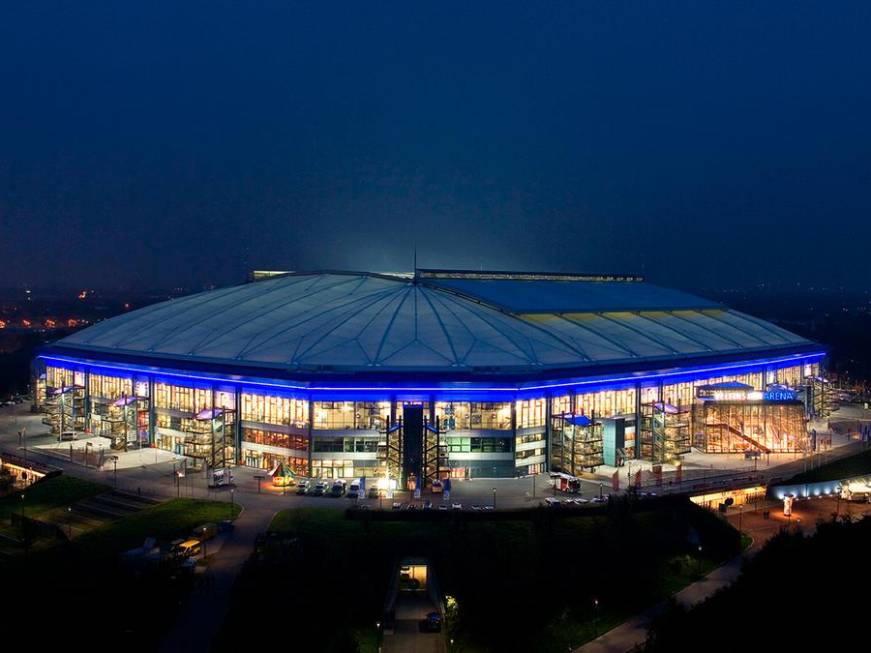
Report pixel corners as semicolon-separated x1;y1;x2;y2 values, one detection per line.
347;480;361;499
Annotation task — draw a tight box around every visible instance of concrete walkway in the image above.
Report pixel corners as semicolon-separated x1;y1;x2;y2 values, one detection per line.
574;552;746;653
159;495;282;652
383;594;446;653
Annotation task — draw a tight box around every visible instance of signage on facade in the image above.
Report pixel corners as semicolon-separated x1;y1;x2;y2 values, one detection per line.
697;386;798;403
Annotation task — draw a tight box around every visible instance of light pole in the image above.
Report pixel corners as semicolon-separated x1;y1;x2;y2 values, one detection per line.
492;487;496;510
20;494;27;557
697;545;703;576
112;456;118;487
67;506;72;538
593;598;600;638
202;527;208;558
230;487;235;518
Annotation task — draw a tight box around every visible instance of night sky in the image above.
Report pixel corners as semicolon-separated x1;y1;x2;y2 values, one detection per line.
2;2;870;292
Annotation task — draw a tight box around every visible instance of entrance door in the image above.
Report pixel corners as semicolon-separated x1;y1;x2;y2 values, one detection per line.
402;405;424;491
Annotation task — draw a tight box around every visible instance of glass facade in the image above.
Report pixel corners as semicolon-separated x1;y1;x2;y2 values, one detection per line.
435;402;512;431
313;401;390;430
37;353;822;479
241;393;308;428
692;401;808;453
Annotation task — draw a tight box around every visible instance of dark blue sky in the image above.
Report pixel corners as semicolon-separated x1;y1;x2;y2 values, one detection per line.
2;1;870;291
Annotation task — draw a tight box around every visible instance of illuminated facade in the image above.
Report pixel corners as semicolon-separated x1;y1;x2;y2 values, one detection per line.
33;270;823;481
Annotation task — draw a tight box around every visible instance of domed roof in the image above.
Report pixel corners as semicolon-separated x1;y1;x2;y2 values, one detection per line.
51;271;814;379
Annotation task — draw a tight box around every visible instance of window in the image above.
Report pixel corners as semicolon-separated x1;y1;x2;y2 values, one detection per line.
242;428;309;451
88;373;134;400
313;401;390;430
516;398;545;428
241;393;309;428
446;436;512;453
436;402;512;430
46;366;78;390
313;437;345;452
241;449;309;475
311;460;355;479
154;383;211;413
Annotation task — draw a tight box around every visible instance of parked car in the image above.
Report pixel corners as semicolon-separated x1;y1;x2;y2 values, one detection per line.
451;503;462;510
296;480;311;495
431;480;444;494
368;486;383;499
544;497;561;508
312;481;329;496
421;612;443;632
330;480;347;497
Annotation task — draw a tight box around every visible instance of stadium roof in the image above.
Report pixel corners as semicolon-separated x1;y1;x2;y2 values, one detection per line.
49;270;815;379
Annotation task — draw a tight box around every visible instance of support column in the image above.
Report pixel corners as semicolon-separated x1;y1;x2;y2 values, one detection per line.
634;382;642;460
510;398;518;475
544;396;553;472
307;398;314;476
148;377;156;447
83;369;91;434
234;387;242;465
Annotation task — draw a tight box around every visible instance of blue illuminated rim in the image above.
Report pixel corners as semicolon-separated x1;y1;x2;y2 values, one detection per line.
37;350;825;400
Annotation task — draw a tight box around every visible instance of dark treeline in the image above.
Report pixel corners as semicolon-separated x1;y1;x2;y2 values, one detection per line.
644;516;871;652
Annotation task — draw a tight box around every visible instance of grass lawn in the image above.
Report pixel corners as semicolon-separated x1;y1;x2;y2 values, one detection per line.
1;495;243;651
75;497;242;557
0;474;107;522
787;448;871;484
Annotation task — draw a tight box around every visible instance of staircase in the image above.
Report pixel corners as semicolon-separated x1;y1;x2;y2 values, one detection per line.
710;422;772;454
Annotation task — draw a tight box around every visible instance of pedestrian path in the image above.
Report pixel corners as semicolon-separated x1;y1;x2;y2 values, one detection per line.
159;496;282;652
573;554;745;653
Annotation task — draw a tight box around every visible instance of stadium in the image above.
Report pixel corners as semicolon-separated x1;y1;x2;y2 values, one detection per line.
32;269;826;487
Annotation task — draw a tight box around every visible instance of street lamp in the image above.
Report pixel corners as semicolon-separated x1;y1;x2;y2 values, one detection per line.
20;494;28;557
593;598;600;637
697;545;703;576
492;487;497;510
230;487;235;518
67;506;72;538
